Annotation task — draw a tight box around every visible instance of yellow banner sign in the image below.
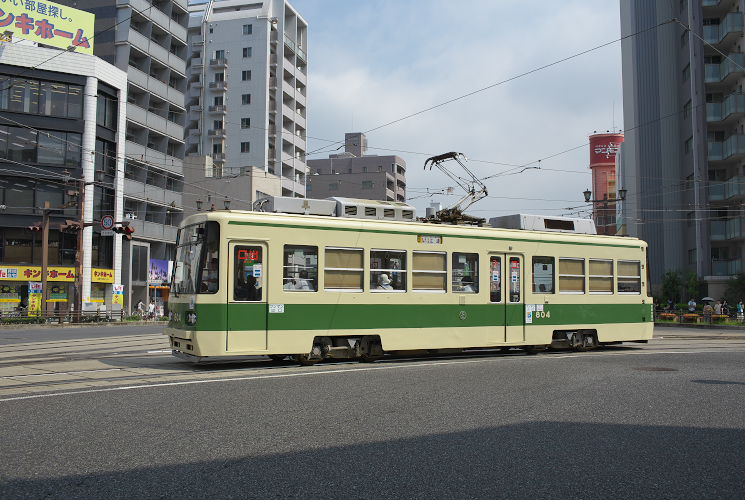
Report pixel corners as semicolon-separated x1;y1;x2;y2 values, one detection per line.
0;266;76;281
92;268;115;283
0;0;94;55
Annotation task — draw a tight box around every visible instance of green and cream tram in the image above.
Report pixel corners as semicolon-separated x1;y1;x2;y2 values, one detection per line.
166;199;653;364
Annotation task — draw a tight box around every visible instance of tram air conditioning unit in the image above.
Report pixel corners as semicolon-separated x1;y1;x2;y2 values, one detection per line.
254;196;416;222
489;214;597;235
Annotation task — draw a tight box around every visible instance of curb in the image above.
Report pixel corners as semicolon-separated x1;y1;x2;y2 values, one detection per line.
654;322;745;331
0;321;168;331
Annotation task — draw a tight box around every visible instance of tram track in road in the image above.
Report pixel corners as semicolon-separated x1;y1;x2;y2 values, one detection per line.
1;338;744;401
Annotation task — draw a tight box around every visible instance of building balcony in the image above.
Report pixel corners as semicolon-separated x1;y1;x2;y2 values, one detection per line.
711;258;743;276
208;129;226;137
709;175;745;202
705;53;745;85
706;94;745;124
212;153;226;162
209;58;228;68
125;140;182;175
188;128;201;136
191;57;203;68
208;81;228;91
709;218;745;241
190;80;203;89
708;135;745;162
207;105;227;114
191;39;204;47
703;13;743;48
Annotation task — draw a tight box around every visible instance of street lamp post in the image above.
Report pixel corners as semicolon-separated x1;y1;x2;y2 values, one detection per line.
583;188;627;235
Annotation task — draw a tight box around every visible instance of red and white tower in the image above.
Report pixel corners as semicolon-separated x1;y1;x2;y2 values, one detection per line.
588;132;624;235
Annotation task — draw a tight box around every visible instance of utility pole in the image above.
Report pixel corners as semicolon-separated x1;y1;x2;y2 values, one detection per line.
41;201;51;318
74;179;85;323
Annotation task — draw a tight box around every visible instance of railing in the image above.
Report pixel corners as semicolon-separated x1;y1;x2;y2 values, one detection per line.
655;307;742;325
0;309;131;325
706;93;745;122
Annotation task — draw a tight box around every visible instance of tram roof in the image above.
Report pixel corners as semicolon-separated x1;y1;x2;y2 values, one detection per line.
183;210;645;249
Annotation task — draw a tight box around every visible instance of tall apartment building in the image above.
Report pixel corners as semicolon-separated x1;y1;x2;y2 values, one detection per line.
307;133;407;202
0;42;127;313
185;0;308;201
57;0;189;310
619;0;745;296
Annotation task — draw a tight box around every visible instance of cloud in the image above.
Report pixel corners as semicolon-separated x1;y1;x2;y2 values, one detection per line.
294;0;623;217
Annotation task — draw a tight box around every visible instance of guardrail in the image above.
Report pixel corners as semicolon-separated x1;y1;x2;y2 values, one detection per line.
655;308;744;325
0;310;168;325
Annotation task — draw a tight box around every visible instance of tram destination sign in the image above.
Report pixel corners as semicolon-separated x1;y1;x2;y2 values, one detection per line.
417;235;442;244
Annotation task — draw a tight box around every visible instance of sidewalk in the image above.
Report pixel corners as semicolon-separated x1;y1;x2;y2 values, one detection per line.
0;320;168;330
654;324;745;339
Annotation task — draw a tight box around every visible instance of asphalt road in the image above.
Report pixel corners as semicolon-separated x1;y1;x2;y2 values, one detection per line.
0;326;744;499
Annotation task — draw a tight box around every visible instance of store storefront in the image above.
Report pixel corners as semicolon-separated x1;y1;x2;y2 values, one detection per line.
148;258;171;317
0;265;116;316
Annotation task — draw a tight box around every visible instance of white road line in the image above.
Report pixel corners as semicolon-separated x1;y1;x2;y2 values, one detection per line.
1;347;744;403
2;368;125;379
146;350;171;354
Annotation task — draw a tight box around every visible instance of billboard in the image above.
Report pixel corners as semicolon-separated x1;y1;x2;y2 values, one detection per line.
589;133;624;166
0;0;94;55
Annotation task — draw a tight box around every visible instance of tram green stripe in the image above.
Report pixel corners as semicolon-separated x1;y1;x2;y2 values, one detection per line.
168;302;652;332
227;220;642;249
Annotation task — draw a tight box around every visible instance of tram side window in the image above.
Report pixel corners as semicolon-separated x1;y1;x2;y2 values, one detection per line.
412;251;447;292
559;258;585;294
283;245;318;291
233;246;263;301
532;256;555;294
490;256;502;302
370;249;406;291
452;252;478;293
617;260;641;293
325;247;363;291
589;259;613;293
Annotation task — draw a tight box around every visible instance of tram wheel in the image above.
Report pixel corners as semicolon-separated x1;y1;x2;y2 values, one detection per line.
268;354;288;362
358;336;383;363
293;354;320;366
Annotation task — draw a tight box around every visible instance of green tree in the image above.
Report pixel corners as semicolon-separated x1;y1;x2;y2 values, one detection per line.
724;274;745;305
661;271;683;304
684;272;704;301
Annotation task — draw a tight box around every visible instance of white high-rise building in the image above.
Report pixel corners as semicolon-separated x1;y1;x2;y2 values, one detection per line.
185;0;308;207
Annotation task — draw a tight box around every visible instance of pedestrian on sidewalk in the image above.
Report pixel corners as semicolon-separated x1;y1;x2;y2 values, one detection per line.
738;300;744;321
714;301;722;315
147;300;155;320
688;298;697;312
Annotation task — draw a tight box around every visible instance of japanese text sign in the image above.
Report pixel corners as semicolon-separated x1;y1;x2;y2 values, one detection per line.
0;0;94;55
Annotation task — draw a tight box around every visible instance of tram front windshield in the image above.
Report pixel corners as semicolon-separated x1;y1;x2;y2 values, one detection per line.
171;221;219;295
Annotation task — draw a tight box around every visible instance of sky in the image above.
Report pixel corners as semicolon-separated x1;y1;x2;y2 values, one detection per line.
290;0;624;218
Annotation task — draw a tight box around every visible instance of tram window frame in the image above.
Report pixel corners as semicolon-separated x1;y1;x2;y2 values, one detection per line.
558;257;585;294
589;259;614;294
532;256;555;294
370;249;406;292
617;260;642;294
282;245;318;292
490;256;502;302
412;251;447;292
233;246;263;302
324;247;364;292
452;252;479;293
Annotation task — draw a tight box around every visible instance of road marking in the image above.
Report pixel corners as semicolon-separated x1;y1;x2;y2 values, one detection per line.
1;347;744;403
146;350;171;354
1;368;124;379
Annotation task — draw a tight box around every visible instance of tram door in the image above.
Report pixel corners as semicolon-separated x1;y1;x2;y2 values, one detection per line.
227;241;268;351
488;254;525;344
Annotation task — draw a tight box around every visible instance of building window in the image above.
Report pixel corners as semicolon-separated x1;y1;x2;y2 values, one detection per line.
283;245;318;291
361;180;373;190
559;258;585;293
243;24;252;35
684;136;693;155
688;248;697;264
682;64;690;82
242;93;251;105
243;47;252;58
241;70;251;81
532;256;555;293
681;30;688;48
214;72;225;82
213;120;223;130
240;141;250;153
214;96;223;106
241;118;250;129
324;247;363;291
214;49;225;59
370;249;406;291
212;143;222;154
683;100;692;119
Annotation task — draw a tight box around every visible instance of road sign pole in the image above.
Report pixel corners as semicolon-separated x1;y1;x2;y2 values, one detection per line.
41;201;50;318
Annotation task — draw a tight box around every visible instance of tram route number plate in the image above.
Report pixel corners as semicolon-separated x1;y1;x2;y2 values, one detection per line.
269;304;285;314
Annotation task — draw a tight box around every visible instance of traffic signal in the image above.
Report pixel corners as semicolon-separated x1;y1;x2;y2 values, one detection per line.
27;222;42;232
113;221;135;240
59;220;83;233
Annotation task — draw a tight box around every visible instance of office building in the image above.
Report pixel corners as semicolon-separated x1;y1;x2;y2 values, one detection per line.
0;42;127;314
619;0;744;295
185;0;308;202
57;0;190;311
307;132;407;202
